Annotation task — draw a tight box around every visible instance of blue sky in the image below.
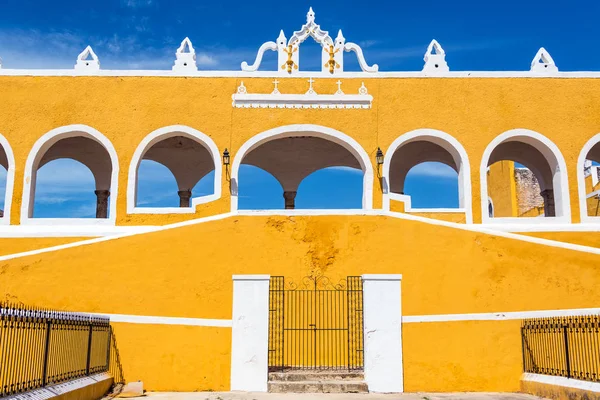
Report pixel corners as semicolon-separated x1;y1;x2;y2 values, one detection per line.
0;0;597;216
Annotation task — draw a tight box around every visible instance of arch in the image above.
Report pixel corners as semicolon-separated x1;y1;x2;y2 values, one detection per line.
480;129;570;224
127;125;222;214
382;129;473;223
0;133;16;225
21;124;119;225
577;133;600;222
230;124;374;211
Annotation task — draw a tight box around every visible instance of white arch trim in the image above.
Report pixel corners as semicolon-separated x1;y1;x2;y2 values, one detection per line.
127;125;222;214
21;124;120;226
0;133;16;225
230;124;374;211
480;128;571;224
382;129;473;224
577;133;600;223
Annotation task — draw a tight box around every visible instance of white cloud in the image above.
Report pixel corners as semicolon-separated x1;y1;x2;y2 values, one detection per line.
123;0;153;8
407;162;458;179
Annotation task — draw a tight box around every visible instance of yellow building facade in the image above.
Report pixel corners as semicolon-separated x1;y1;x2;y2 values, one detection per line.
1;8;600;395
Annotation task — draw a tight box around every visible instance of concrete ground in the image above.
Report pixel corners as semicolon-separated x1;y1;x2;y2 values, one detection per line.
144;392;547;400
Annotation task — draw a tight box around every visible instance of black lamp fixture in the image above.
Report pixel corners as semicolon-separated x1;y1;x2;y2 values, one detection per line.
222;148;230;166
376;147;384;165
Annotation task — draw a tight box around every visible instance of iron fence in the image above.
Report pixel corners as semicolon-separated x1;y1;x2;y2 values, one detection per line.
522;315;600;382
0;303;112;397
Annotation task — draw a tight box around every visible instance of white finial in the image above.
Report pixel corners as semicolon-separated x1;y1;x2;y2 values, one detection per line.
272;79;280;94
277;30;287;45
530;47;558;73
423;39;449;73
307;7;315;23
173;37;198;72
74;46;100;71
358;82;368;95
336;30;346;45
236;81;247;94
306;77;317;95
335;80;344;95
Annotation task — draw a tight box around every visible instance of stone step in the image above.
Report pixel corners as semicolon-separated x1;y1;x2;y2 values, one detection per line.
269;371;364;382
268;380;368;394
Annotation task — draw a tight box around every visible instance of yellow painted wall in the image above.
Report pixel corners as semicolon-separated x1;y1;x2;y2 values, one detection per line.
0;237;89;256
389;199;467;223
111;323;231;391
487;161;517;217
1;215;600;390
2;77;600;225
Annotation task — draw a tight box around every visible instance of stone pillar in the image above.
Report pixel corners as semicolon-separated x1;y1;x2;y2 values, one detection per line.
362;274;404;393
540;189;555;217
94;190;110;219
230;275;270;392
283;191;297;210
178;190;192;208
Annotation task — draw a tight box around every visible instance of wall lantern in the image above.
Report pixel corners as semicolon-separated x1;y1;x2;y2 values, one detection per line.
223;148;230;166
376;147;384;165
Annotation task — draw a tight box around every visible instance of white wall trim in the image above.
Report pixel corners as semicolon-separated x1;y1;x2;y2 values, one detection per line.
382;128;473;224
230;124;374;211
89;312;231;327
126;125;222;214
3;69;600;79
20;124;120;226
480;128;571;224
578;133;600;223
386;193;467;215
230;274;270;392
5;209;600;262
362;274;403;393
522;373;600;393
403;307;600;323
0;133;16;225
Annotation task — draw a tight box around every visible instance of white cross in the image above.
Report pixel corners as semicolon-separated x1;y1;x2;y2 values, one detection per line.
336;80;342;91
273;79;279;90
307;77;315;89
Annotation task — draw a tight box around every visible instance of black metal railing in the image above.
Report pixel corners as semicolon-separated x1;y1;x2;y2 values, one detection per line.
0;303;112;397
522;316;600;382
268;275;364;371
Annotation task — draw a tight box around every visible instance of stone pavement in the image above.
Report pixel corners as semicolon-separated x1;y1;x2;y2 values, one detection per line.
144;392;546;400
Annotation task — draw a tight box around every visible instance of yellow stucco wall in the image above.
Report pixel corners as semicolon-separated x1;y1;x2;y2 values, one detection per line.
1;215;599;391
487;161;517;217
2;76;600;225
0;237;89;256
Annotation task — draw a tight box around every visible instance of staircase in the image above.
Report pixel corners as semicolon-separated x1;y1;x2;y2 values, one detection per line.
268;370;368;393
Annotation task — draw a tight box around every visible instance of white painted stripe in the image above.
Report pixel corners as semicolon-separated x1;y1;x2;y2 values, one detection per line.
80;306;600;328
4;209;600;262
1;69;600;78
89;312;232;327
403;307;600;323
522;373;600;393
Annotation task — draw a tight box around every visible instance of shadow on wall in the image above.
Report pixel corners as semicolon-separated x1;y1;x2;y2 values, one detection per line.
110;326;126;385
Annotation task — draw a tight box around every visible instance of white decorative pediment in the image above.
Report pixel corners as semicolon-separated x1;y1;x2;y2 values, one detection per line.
241;8;378;75
423;40;449;73
232;78;373;109
173;37;197;72
530;47;558;73
74;46;100;71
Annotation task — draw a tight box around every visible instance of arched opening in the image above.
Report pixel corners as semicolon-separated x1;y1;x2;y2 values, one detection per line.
383;129;472;222
577;135;600;221
481;129;570;223
127;126;221;214
22;125;119;224
231;125;373;211
0;134;15;224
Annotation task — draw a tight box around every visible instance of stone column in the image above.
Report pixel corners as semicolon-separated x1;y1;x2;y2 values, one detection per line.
362;274;404;393
230;275;270;392
540;189;555;217
178;190;192;208
94;190;110;219
283;191;297;210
